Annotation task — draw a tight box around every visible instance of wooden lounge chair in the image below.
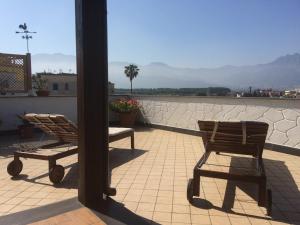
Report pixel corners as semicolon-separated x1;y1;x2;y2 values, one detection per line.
187;120;272;215
7;113;134;184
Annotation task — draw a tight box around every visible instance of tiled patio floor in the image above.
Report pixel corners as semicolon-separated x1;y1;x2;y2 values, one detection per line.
0;128;300;224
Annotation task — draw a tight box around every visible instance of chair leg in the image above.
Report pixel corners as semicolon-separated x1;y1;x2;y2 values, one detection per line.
131;134;134;150
258;177;267;207
48;159;56;172
193;170;200;197
267;189;272;216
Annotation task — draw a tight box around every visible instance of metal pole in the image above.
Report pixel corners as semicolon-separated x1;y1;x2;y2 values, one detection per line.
26;36;29;53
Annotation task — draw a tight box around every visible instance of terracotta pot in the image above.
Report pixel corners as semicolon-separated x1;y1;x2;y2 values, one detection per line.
119;111;137;127
36;90;50;97
18;124;34;139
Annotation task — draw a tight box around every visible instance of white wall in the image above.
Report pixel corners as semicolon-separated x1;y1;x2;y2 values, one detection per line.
0;96;124;131
1;95;300;149
137;96;300;149
0;97;77;131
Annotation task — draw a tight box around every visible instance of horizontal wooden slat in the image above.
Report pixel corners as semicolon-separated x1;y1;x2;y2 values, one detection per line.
25;113;78;144
198;120;268;156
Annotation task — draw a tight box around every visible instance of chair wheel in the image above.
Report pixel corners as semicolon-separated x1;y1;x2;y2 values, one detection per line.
49;165;65;184
7;159;23;177
187;179;194;203
267;189;272;216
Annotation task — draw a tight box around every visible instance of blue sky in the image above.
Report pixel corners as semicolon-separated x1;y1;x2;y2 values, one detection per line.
0;0;299;67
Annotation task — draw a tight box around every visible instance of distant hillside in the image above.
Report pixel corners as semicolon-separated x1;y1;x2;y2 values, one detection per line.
31;53;300;89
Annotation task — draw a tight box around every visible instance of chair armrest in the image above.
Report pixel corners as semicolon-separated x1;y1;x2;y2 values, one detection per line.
198;131;207;137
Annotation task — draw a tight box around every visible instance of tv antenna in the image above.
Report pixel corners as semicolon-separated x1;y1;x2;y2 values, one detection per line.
16;23;36;53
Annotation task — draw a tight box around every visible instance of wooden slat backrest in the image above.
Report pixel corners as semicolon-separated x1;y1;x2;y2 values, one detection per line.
198;120;268;157
24;113;78;144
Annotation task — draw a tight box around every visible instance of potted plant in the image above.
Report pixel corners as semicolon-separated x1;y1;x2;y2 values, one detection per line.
110;98;140;127
17;113;34;139
32;74;49;96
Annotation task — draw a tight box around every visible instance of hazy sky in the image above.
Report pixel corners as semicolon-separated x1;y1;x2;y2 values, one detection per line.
0;0;299;67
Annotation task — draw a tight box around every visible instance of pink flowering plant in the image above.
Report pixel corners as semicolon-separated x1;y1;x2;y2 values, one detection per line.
110;98;140;113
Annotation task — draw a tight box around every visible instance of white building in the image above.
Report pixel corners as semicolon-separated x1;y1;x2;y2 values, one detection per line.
36;72;115;95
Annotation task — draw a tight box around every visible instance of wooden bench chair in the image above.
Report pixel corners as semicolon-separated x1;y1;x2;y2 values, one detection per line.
187;120;272;215
7;113;134;184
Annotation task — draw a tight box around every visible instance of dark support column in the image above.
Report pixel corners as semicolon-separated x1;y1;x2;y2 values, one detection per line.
75;0;111;208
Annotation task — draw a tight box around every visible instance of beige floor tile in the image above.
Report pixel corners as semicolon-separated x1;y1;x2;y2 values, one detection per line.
157;196;173;205
131;183;145;189
173;197;190;206
9;205;33;213
191;214;211;224
21;198;43;206
124;194;141;202
30;192;50;198
173;204;190;214
5;197;26;205
208;208;228;216
172;213;191;224
153;212;172;222
143;189;158;197
136;210;153;220
158;190;173;198
248;218;271;225
210;215;231;225
36;198;59;206
2;191;20;198
190;206;210;215
16;191;36;198
137;202;155;212
0;128;299;224
229;216;251;225
0;204;16;212
127;189;144;196
124;201;138;212
140;195;157;203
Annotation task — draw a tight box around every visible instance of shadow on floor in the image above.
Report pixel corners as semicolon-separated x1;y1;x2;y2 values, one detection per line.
10;148;147;189
100;198;160;225
132;126;155;132
109;147;147;169
0;197;158;225
190;155;300;224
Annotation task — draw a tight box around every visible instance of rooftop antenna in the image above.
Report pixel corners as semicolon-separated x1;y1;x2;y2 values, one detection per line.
16;23;36;53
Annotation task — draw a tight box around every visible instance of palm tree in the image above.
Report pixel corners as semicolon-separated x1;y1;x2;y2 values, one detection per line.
124;64;139;94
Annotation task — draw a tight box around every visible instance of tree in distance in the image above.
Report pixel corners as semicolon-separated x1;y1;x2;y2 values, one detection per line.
124;64;139;94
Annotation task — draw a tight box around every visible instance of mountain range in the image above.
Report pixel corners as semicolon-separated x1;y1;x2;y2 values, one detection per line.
31;53;300;89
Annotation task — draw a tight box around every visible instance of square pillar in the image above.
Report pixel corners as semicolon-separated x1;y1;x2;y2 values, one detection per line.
75;0;109;208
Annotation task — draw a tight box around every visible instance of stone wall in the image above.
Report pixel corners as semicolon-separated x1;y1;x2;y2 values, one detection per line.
137;96;300;149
